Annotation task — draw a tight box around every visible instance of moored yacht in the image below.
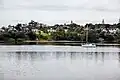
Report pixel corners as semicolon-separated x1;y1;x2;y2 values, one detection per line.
81;25;96;48
82;43;96;48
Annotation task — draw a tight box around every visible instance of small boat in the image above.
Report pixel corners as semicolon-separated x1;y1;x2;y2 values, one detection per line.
81;25;96;48
82;43;96;48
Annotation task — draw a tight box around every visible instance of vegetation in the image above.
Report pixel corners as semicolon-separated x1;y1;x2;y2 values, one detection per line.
0;20;120;44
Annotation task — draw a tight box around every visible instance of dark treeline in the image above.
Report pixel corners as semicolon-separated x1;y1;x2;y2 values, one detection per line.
0;20;120;44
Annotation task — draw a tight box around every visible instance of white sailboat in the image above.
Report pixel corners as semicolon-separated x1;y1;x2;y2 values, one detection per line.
81;25;96;48
82;43;96;47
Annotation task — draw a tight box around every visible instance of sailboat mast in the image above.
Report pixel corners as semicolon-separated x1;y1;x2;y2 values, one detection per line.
86;25;88;43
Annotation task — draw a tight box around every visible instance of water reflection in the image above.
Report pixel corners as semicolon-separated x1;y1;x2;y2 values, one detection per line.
1;46;120;80
118;52;120;63
6;51;120;64
101;52;105;62
16;51;22;61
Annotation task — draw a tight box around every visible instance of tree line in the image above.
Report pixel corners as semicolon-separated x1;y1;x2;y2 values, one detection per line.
0;20;120;44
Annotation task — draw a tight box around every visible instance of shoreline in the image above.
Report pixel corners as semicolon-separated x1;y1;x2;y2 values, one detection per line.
0;40;120;46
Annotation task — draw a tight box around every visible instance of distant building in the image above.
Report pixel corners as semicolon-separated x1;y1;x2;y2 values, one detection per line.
71;20;73;24
100;19;105;29
119;18;120;23
102;19;105;24
102;29;107;32
32;29;39;33
109;29;117;34
47;28;56;32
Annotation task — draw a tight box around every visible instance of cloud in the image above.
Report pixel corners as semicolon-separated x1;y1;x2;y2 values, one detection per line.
0;0;3;7
0;0;4;10
0;0;120;12
0;0;2;4
17;5;71;11
90;6;120;12
2;4;120;12
1;0;120;27
1;3;119;12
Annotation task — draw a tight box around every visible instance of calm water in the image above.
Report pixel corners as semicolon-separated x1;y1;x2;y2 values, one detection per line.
0;45;120;80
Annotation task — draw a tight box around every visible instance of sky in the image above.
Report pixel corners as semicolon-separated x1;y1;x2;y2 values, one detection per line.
0;0;120;26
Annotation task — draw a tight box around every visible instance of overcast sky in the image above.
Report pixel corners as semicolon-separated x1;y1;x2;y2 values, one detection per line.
0;0;120;26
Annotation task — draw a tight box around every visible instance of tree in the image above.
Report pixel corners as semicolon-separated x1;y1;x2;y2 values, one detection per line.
15;23;22;31
27;31;37;40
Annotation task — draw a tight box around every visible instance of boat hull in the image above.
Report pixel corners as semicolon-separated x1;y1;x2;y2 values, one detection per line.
82;44;96;48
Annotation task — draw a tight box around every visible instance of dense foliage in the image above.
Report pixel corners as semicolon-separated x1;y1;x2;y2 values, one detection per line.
0;20;120;44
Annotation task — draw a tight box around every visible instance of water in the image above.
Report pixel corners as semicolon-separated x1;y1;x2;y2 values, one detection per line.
0;45;120;80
